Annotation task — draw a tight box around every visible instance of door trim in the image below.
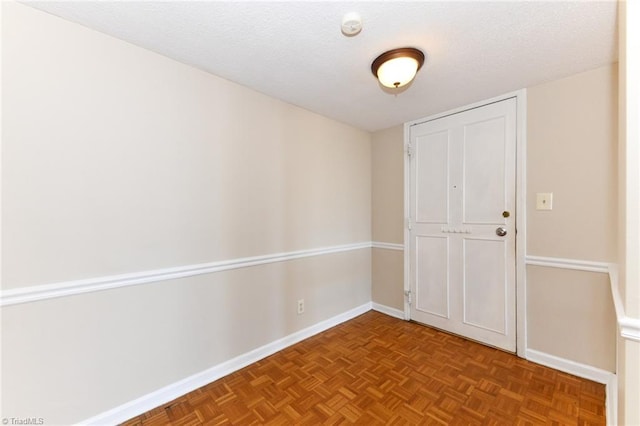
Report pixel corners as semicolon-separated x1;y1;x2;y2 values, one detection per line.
403;89;527;357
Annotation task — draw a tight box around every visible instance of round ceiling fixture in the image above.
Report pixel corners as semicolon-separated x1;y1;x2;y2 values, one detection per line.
371;47;425;89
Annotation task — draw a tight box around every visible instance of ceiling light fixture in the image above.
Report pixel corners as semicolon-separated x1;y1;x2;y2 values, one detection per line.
371;47;425;89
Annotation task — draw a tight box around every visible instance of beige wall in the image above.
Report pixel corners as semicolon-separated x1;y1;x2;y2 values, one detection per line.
2;1;371;289
371;249;404;310
617;0;640;423
526;64;618;372
527;266;616;371
371;125;404;244
371;125;404;309
618;0;640;321
2;252;371;423
527;65;618;262
1;2;371;423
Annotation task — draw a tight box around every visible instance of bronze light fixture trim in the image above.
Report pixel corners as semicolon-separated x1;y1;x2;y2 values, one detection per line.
371;47;426;89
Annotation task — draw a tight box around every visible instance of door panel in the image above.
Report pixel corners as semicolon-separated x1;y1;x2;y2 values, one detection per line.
463;238;506;333
463;117;506;224
409;98;516;352
415;131;449;224
415;236;449;318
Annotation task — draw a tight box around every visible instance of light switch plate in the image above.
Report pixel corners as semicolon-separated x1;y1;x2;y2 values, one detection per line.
536;193;553;210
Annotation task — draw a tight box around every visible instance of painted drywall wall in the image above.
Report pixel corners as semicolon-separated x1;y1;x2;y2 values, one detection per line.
372;249;404;310
2;2;371;288
371;125;404;244
2;252;371;423
527;65;618;262
617;0;640;423
527;266;616;371
371;125;404;310
526;64;618;372
1;2;371;423
618;0;640;321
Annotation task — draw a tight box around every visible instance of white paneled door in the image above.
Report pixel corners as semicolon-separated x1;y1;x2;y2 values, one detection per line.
408;98;517;352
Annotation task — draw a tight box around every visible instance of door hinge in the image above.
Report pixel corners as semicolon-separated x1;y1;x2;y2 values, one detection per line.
404;290;412;305
407;217;412;230
407;144;412;157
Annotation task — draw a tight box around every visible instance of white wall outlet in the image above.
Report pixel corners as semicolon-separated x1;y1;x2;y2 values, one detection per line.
536;192;553;210
297;299;305;315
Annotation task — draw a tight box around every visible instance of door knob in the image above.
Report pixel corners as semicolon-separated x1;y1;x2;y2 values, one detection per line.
496;227;507;237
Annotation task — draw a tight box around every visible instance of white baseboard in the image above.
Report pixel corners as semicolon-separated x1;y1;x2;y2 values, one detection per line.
80;302;372;425
525;349;617;426
371;302;405;320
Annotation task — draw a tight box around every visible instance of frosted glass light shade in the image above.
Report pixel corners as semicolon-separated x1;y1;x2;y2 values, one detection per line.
376;56;419;88
371;47;425;89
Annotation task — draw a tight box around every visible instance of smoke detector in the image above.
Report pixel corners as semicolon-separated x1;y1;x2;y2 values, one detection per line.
341;12;362;36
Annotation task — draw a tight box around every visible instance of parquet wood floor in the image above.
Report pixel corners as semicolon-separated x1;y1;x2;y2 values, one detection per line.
122;311;606;425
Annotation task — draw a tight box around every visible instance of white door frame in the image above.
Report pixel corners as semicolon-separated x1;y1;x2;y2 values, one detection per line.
403;89;527;358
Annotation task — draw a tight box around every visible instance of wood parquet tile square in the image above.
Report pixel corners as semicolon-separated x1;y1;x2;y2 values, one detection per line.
122;311;606;425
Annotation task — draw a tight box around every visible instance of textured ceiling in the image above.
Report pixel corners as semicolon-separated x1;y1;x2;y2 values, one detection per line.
24;1;617;132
